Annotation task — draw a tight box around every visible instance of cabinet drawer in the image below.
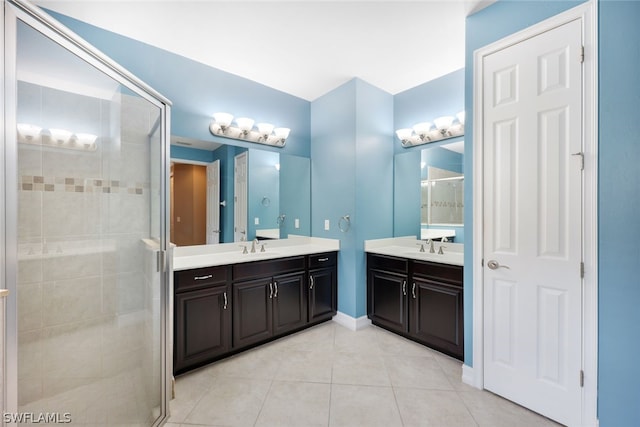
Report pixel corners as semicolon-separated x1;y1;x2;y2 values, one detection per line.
412;261;463;286
175;266;229;293
309;252;337;269
233;256;306;281
367;253;408;274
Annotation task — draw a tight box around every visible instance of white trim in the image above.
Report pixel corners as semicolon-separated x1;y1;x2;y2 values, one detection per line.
472;2;598;426
332;312;371;331
170;158;210;166
462;364;479;388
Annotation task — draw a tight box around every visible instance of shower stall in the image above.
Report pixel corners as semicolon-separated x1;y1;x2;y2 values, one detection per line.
2;1;171;425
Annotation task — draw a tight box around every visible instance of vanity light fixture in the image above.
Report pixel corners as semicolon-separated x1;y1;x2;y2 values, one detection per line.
395;111;465;148
209;112;290;147
17;123;98;152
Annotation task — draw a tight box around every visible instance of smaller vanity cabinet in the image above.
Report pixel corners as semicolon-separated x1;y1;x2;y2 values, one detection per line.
232;256;308;350
308;252;338;323
367;254;410;333
367;253;464;360
174;266;230;374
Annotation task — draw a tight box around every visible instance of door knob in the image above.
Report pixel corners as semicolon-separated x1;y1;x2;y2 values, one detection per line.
487;260;510;270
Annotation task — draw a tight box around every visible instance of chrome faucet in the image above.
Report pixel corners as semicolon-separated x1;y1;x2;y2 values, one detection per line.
251;238;259;253
438;245;446;255
425;239;435;253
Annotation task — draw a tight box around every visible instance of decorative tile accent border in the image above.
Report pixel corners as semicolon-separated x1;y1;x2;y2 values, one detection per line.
20;175;148;195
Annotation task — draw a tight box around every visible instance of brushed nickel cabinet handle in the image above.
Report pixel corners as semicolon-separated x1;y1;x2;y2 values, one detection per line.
194;274;213;280
318;257;329;262
402;280;407;296
412;282;416;299
310;275;315;290
274;281;278;298
269;282;273;299
223;291;228;309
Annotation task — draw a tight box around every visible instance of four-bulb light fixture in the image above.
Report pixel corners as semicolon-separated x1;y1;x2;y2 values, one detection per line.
209;112;290;147
395;111;465;148
17;123;98;152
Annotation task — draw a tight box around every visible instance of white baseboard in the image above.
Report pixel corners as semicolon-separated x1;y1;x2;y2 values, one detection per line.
462;364;480;389
332;312;371;331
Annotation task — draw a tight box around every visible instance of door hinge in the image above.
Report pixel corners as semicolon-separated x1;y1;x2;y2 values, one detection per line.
580;370;584;387
156;250;162;273
572;152;584;171
481;258;484;267
580;46;585;63
580;261;585;279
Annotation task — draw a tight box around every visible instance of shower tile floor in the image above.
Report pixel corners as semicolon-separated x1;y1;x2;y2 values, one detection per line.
167;321;561;427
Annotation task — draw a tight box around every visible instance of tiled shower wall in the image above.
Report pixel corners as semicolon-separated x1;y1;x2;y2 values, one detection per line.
17;82;160;418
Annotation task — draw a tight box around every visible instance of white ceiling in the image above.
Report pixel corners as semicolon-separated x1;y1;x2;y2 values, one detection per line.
34;0;493;101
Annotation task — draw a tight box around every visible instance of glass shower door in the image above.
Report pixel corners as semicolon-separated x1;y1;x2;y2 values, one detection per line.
5;2;170;425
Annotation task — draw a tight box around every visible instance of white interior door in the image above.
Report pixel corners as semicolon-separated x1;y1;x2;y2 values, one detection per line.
482;19;583;426
206;160;221;244
234;152;248;242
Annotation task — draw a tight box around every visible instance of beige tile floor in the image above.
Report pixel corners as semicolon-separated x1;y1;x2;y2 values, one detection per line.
167;321;561;427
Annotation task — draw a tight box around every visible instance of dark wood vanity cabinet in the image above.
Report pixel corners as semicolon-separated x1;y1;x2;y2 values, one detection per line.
308;252;338;323
367;255;409;333
232;269;308;350
174;252;337;374
174;266;230;374
367;253;464;360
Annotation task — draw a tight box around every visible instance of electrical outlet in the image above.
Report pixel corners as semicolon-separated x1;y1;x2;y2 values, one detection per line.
295;218;300;229
254;217;259;225
324;219;330;231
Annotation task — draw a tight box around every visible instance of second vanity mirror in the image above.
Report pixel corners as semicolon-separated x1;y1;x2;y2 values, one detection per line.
170;137;311;246
394;139;464;243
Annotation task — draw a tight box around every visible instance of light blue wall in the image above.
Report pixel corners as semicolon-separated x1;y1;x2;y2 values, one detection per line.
598;2;640;426
45;10;312;159
311;79;394;318
464;0;585;369
394;150;421;237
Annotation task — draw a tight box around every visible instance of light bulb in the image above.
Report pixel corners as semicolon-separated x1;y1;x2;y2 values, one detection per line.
395;128;413;141
213;112;234;128
17;123;42;141
235;117;255;133
273;128;290;140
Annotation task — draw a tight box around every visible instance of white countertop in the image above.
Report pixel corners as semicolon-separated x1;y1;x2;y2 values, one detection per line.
173;236;340;271
364;236;464;266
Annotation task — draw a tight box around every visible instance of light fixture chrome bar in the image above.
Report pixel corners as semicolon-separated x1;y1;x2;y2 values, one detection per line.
209;113;290;147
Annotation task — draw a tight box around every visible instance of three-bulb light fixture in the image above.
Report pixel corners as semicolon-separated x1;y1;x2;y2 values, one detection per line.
395;111;465;148
209;112;290;147
17;123;98;152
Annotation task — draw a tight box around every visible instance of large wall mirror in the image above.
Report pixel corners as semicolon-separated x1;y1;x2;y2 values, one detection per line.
394;139;464;242
170;136;311;246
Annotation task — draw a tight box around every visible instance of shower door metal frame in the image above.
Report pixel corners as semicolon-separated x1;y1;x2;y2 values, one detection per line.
2;0;173;425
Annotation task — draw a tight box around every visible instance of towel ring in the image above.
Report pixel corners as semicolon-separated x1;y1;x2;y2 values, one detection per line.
338;215;351;233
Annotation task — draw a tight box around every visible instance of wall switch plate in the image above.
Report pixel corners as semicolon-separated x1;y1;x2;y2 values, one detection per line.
254;217;259;225
324;219;330;230
295;218;300;229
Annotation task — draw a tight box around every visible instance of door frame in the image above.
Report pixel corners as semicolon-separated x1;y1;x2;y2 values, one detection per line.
470;2;598;425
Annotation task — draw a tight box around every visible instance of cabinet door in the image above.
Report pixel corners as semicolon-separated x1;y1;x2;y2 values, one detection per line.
174;285;230;374
272;272;308;336
309;268;336;323
368;270;409;334
410;277;463;360
232;278;273;349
